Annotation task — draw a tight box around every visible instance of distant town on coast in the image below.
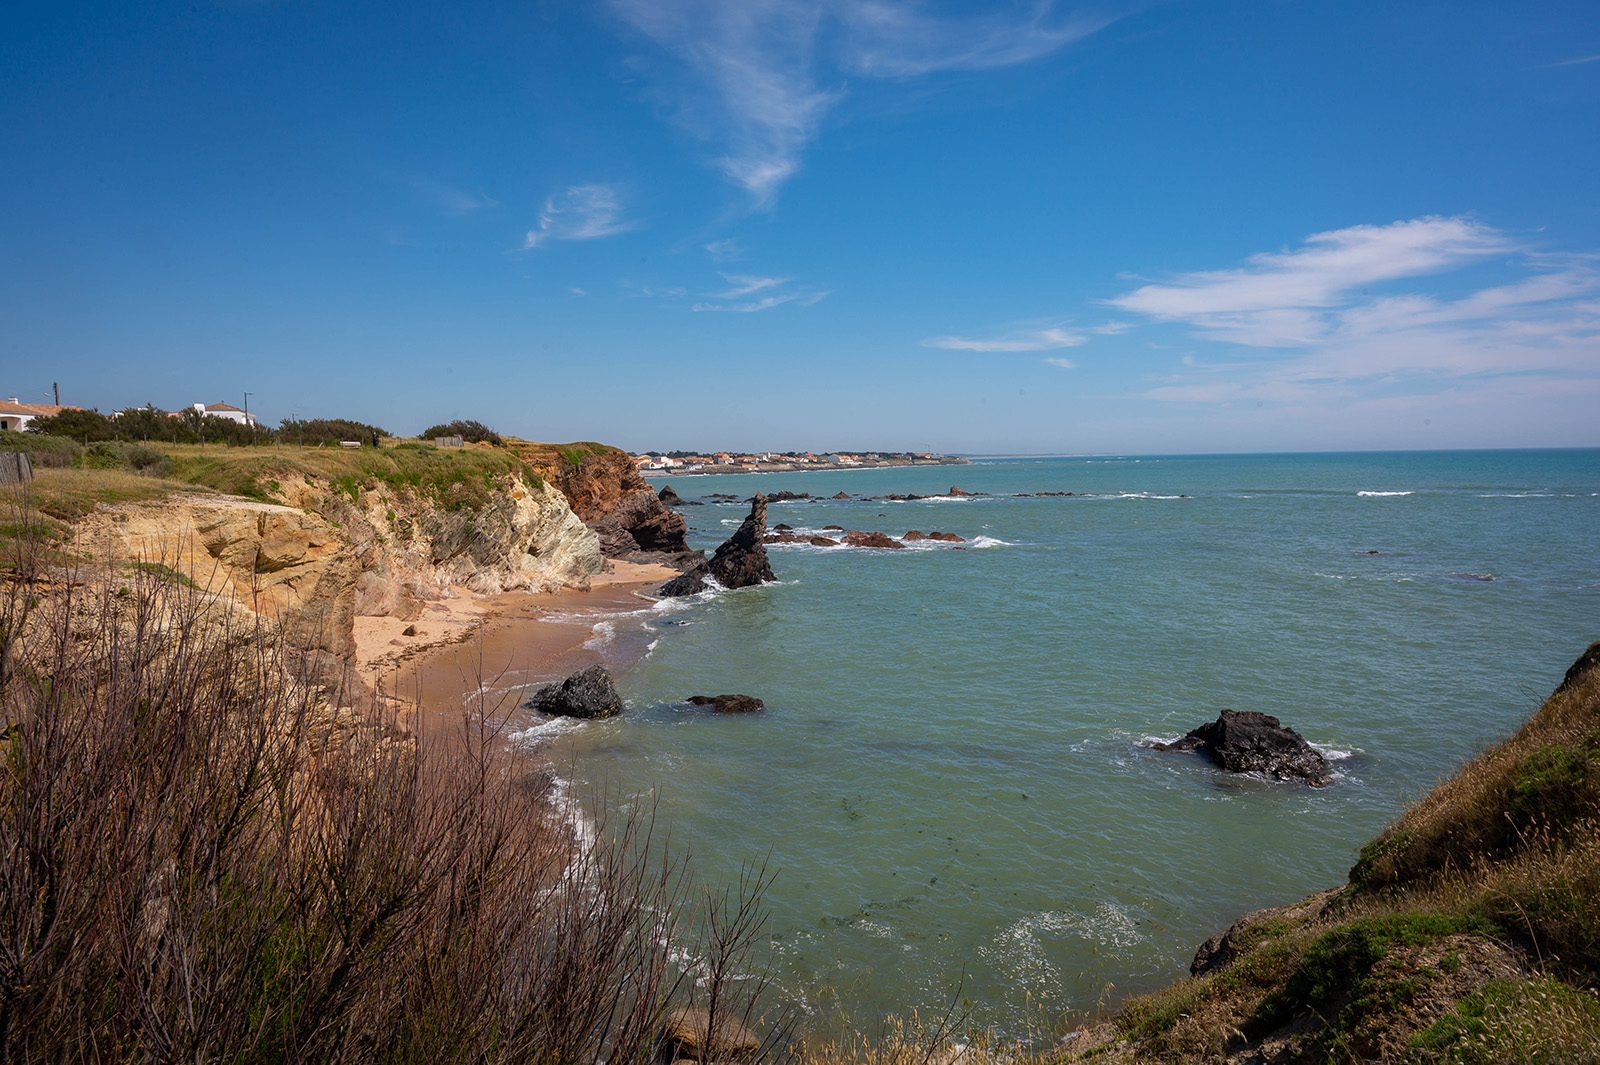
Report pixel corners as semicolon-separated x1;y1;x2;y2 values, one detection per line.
631;450;968;474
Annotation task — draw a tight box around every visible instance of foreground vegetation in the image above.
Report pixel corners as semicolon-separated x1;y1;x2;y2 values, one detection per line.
0;534;783;1061
1064;643;1600;1063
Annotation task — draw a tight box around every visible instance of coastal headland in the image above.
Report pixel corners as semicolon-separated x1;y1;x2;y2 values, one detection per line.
5;431;1600;1061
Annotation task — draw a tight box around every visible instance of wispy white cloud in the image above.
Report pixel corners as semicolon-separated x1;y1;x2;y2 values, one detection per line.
1044;357;1077;369
1548;52;1600;67
1106;217;1600;406
692;271;826;311
716;272;789;298
523;184;636;248
608;0;1108;204
705;238;745;261
922;325;1087;352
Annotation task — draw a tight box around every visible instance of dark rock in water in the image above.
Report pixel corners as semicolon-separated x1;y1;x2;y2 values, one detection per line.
774;523;794;531
763;531;801;544
767;490;810;501
1151;709;1331;784
946;485;975;497
528;665;623;719
1556;640;1600;694
808;536;838;547
843;530;904;549
903;530;928;541
709;493;739;500
686;694;765;713
823;524;845;531
656;560;710;598
657;484;686;506
832;491;851;499
708;495;777;588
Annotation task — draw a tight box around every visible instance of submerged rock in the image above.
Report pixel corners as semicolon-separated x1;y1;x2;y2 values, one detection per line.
831;491;851;500
1151;709;1331;784
686;694;765;713
528;665;623;719
808;536;839;547
927;531;965;542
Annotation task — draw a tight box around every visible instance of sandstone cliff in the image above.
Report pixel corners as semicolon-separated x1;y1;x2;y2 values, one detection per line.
515;442;690;560
71;465;604;662
74;494;360;659
278;472;602;621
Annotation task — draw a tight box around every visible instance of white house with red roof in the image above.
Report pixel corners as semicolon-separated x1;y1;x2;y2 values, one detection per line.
191;401;257;426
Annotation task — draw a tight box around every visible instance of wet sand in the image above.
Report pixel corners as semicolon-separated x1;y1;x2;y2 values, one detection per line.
356;560;678;749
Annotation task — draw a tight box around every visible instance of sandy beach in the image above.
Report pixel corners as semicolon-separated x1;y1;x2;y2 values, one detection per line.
355;559;679;744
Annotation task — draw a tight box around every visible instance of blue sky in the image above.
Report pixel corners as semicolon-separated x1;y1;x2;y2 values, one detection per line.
3;0;1598;454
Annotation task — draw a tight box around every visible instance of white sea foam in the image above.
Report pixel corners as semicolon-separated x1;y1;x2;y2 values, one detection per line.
969;535;1010;548
1311;742;1357;761
1357;490;1414;497
509;714;588;746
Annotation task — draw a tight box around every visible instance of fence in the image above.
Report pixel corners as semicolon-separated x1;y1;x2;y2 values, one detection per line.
0;451;34;486
433;436;464;448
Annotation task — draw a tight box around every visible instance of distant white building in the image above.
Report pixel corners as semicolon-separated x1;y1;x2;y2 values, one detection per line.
192;401;257;426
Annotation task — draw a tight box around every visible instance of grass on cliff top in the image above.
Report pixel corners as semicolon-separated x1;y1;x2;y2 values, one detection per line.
164;440;540;510
1063;644;1600;1065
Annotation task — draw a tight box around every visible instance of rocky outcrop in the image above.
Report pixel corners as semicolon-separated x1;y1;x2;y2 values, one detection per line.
516;443;689;559
657;1008;760;1062
843;530;904;549
290;473;602;618
73;495;359;659
709;496;776;588
1149;709;1332;784
657;484;685;506
686;694;765;713
527;665;623;719
903;530;967;543
656;496;775;598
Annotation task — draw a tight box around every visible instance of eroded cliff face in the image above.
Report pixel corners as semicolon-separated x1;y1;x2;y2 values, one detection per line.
71;469;604;662
279;472;603;621
515;443;689;559
74;495;360;659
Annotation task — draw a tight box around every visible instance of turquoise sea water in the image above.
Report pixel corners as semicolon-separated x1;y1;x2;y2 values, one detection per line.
530;450;1600;1033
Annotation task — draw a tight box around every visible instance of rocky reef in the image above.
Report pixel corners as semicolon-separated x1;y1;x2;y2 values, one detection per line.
657;494;775;598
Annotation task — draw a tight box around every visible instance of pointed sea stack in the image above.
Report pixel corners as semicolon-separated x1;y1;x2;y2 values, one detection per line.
708;494;776;588
655;494;776;597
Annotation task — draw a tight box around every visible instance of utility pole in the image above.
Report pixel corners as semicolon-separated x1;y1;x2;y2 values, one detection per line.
244;392;254;439
53;382;59;405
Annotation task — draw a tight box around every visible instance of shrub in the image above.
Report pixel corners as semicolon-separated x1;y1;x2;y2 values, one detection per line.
0;549;784;1061
24;407;116;441
279;417;389;447
80;440;176;478
421;419;503;446
0;429;82;468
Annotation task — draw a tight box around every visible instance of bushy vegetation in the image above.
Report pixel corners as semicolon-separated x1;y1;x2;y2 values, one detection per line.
420;419;503;446
0;429;81;468
277;417;389;447
0;535;783;1062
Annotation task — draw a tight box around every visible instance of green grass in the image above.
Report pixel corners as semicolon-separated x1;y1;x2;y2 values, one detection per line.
1409;977;1600;1063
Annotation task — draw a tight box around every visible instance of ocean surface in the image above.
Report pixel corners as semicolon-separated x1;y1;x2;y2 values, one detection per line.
521;450;1600;1034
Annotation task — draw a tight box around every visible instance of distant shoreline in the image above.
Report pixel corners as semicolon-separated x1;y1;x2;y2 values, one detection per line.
639;457;968;477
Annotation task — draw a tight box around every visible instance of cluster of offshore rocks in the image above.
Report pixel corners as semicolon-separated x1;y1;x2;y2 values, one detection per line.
525;664;763;720
765;524;966;549
1145;709;1334;785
